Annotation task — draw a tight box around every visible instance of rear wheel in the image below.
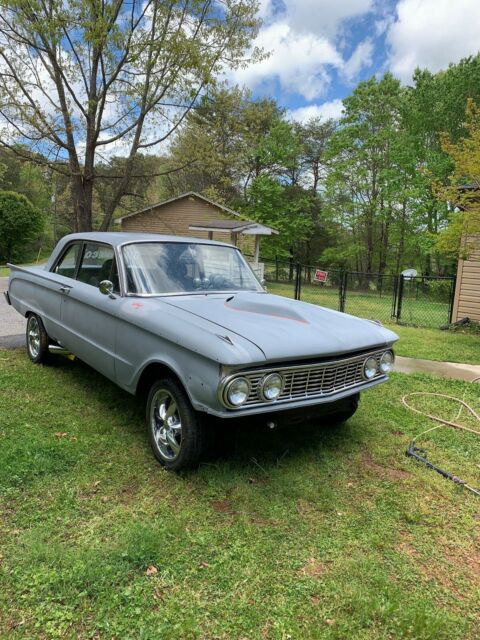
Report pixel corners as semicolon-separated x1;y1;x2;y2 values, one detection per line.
146;378;205;471
26;314;50;364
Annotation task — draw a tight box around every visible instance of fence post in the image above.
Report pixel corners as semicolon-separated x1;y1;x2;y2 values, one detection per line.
391;275;399;319
294;263;302;300
396;275;404;322
339;271;347;312
448;275;457;323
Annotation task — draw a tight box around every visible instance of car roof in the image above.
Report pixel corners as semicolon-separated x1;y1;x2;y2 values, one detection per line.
61;232;236;249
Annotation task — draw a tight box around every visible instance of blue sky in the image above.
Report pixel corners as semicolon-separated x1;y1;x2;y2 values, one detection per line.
229;0;480;121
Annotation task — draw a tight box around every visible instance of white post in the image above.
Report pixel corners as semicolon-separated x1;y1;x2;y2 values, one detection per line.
254;235;260;263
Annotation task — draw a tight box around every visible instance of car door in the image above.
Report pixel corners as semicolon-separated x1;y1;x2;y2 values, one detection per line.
35;241;83;343
59;241;120;382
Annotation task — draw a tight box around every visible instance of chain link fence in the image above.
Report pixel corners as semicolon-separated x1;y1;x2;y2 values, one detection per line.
261;258;456;329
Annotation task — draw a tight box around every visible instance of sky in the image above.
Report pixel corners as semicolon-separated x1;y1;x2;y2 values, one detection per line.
229;0;480;122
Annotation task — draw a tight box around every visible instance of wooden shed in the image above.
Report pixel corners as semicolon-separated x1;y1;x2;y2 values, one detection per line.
451;236;480;322
115;192;276;259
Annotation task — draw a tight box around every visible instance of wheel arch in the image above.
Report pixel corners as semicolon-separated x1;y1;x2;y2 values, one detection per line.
135;361;187;401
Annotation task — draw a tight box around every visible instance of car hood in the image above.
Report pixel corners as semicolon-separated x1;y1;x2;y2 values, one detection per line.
163;292;398;362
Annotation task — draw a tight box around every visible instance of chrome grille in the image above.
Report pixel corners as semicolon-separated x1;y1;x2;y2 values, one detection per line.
239;350;385;408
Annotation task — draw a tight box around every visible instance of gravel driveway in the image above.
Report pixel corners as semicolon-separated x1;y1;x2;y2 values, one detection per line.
0;276;26;348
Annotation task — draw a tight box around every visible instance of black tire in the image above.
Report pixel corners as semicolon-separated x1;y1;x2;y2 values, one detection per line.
146;377;205;471
26;314;51;364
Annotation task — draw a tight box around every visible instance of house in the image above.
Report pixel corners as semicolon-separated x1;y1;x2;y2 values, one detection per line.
450;185;480;323
451;236;480;323
115;192;277;266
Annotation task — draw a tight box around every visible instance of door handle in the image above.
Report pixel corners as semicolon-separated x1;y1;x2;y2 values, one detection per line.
59;286;71;294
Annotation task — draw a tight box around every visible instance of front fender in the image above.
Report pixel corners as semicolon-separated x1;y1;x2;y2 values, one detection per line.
130;351;222;414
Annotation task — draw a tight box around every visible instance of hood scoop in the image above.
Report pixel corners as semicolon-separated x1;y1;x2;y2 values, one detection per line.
224;297;310;325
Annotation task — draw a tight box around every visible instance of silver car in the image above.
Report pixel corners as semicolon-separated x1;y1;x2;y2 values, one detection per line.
5;232;398;470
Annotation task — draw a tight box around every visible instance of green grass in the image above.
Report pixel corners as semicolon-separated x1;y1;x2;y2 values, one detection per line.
1;350;479;639
387;324;480;365
267;281;480;365
267;281;451;329
0;248;52;277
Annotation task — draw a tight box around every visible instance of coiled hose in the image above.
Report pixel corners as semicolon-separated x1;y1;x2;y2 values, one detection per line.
402;378;480;497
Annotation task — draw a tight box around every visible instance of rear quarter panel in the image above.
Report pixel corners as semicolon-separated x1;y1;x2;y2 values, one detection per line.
8;266;69;341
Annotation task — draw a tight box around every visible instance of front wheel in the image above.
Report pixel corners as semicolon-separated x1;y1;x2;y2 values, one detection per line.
146;378;205;471
26;314;50;364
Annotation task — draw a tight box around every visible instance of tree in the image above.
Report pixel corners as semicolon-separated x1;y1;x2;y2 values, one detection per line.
242;176;313;259
434;99;480;257
165;87;284;203
166;85;250;202
0;0;262;231
296;117;336;265
0;191;44;261
326;74;406;274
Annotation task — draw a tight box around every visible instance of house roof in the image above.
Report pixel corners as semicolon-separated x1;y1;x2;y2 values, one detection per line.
117;191;245;223
115;191;278;234
189;220;277;235
189;220;256;232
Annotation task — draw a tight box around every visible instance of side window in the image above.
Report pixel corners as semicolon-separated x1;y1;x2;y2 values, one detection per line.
77;243;117;289
54;243;80;278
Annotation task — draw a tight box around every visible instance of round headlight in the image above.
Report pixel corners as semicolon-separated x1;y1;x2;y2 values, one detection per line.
225;377;250;407
363;356;378;380
259;373;283;401
380;350;394;373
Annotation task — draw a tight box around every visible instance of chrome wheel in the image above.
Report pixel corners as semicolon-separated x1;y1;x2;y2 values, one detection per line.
27;316;41;358
150;389;182;461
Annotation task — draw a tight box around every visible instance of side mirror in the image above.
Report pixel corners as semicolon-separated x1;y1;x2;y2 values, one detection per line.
99;280;115;298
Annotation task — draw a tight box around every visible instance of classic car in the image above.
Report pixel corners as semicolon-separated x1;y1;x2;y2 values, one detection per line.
5;232;398;470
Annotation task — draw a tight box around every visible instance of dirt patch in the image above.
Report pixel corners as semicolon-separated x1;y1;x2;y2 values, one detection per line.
250;516;281;528
442;543;480;582
361;451;411;481
299;557;328;578
396;532;480;599
209;499;237;514
395;531;419;557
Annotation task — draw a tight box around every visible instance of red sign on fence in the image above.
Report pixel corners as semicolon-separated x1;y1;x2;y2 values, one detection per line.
314;269;328;283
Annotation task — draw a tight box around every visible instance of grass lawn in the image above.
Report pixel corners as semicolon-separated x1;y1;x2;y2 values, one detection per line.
387;324;480;365
1;349;479;639
0;249;52;277
267;281;452;329
267;282;479;365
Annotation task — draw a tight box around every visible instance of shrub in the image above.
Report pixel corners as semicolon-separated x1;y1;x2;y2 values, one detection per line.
0;190;44;262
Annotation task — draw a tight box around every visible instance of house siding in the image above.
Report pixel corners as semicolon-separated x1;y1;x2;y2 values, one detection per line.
452;237;480;322
121;195;255;255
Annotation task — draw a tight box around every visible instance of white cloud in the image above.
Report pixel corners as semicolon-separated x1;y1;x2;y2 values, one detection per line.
229;0;374;101
343;38;373;81
387;0;480;83
232;22;343;100
286;0;373;39
288;99;344;123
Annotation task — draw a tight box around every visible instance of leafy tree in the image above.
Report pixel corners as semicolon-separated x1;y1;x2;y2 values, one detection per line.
0;191;44;262
0;148;52;213
295;118;336;264
434;99;480;257
242;176;313;258
166;87;284;203
0;0;262;231
326;74;406;274
167;86;250;202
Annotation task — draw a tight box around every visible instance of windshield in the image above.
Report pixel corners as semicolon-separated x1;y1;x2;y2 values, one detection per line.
122;242;263;295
